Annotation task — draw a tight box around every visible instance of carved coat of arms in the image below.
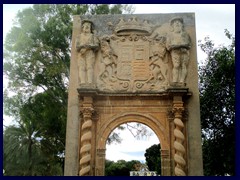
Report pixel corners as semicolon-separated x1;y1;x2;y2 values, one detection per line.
95;16;190;92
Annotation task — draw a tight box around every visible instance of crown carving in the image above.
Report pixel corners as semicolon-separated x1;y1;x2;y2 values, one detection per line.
114;17;153;35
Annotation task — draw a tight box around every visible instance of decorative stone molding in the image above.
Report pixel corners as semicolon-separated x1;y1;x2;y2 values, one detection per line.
114;17;153;35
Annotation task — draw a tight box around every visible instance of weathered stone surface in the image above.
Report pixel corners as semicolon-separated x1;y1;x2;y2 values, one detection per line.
72;13;197;93
64;13;203;176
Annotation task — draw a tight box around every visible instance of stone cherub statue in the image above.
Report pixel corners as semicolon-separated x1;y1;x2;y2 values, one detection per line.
76;20;99;85
99;37;117;84
166;17;191;85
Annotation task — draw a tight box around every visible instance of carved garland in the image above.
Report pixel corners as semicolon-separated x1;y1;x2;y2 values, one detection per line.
79;107;94;176
173;103;186;176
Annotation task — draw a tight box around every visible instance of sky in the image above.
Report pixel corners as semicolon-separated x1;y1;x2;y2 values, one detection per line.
133;4;235;62
106;123;159;162
3;4;235;163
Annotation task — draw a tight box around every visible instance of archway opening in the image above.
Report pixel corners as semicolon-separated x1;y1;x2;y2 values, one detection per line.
105;122;161;176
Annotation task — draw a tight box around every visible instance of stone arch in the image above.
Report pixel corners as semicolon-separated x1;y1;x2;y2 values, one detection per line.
94;112;172;176
97;112;169;151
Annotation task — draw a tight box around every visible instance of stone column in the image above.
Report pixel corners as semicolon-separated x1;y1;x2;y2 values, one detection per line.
64;15;81;176
79;96;94;176
95;149;106;176
172;95;186;176
161;149;171;176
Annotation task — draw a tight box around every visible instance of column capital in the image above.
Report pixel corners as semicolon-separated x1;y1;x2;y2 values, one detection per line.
80;107;94;117
172;105;184;115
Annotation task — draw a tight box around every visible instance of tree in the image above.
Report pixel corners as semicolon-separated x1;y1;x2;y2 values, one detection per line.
144;144;161;175
3;120;63;175
3;4;134;176
198;30;235;176
107;123;154;145
105;159;141;176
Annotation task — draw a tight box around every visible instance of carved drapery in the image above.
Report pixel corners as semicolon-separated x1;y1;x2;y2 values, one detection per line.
79;97;94;176
172;97;186;176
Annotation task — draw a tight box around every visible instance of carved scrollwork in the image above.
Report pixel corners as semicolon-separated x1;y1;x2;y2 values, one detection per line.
135;82;144;89
120;81;130;89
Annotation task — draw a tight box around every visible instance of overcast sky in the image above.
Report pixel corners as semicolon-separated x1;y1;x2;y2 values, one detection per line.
3;4;235;162
134;4;235;62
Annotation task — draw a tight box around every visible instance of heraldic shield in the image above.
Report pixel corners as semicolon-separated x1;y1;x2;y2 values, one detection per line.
117;41;151;82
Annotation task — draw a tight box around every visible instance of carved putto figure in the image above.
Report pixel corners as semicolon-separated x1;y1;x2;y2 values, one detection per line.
149;36;168;87
99;37;117;85
76;20;99;85
166;17;191;85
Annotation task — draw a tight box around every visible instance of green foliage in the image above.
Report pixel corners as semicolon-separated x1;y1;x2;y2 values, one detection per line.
3;4;134;176
105;159;141;176
144;144;161;175
198;30;235;176
3;123;63;176
88;4;135;15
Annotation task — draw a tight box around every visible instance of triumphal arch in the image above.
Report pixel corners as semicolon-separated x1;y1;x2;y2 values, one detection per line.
64;13;203;176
